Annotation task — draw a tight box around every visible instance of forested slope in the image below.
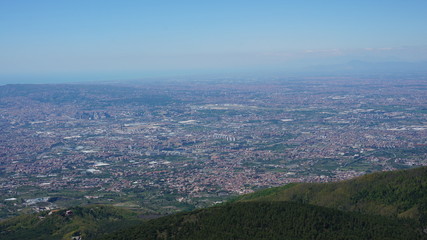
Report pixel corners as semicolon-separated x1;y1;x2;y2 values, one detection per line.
237;166;427;224
103;201;424;240
0;205;142;240
3;167;427;240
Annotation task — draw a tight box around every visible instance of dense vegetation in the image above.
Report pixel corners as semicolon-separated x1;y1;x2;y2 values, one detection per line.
3;167;427;239
103;201;424;240
237;166;427;225
101;166;427;240
0;205;142;240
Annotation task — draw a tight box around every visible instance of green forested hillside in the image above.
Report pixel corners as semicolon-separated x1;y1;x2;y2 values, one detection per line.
3;167;427;240
237;166;427;224
103;201;424;240
0;205;142;240
102;167;427;240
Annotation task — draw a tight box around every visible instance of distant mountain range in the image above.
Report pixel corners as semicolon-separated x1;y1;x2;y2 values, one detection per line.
2;167;427;240
305;60;427;74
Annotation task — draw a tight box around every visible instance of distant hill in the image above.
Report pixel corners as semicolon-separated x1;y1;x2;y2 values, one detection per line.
0;205;142;240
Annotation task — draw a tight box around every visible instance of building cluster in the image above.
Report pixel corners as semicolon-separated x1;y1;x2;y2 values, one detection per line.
0;77;426;216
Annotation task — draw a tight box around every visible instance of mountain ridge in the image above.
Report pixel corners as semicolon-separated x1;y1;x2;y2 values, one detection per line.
236;166;427;224
2;167;427;240
102;166;427;240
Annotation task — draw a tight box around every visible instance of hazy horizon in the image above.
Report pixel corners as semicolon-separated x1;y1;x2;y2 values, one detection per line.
1;1;427;84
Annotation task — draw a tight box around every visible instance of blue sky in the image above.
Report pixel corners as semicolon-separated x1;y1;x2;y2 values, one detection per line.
1;1;427;83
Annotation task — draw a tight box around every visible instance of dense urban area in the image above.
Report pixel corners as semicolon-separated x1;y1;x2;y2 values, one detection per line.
1;75;427;218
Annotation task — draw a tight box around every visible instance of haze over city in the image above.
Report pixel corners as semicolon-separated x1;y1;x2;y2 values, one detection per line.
1;0;427;84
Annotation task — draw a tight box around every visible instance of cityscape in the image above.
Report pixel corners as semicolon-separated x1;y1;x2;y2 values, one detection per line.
1;75;427;218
